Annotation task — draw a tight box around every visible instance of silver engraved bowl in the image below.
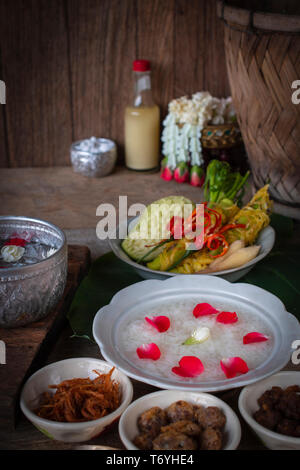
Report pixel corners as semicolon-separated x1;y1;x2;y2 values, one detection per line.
0;216;68;328
70;138;117;178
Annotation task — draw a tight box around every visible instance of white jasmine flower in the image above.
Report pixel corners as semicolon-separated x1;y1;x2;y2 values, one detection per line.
1;245;25;263
183;327;211;345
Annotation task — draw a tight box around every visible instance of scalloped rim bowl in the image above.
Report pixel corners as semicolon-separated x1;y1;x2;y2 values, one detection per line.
20;358;133;443
93;275;300;392
239;371;300;450
119;390;242;450
108;217;275;282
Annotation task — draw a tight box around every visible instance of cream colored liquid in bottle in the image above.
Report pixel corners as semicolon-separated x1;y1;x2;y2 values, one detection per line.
125;60;160;171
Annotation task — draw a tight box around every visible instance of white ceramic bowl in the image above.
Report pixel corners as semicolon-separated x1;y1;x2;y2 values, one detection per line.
93;275;300;392
239;371;300;450
119;390;241;450
20;357;133;443
109;217;275;282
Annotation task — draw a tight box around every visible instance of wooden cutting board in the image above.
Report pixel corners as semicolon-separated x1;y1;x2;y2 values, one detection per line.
0;245;91;429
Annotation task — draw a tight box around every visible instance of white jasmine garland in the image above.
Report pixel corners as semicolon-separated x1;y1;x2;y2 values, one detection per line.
162;91;236;170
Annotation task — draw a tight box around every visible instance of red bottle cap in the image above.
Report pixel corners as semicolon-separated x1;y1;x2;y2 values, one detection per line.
133;60;150;72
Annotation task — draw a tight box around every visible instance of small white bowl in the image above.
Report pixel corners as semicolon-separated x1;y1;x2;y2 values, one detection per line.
239;371;300;450
20;357;133;443
119;390;241;450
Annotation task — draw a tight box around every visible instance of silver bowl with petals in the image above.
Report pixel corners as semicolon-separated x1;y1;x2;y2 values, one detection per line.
0;216;67;328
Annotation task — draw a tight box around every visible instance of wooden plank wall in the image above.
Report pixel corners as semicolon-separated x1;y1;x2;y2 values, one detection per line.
0;0;230;168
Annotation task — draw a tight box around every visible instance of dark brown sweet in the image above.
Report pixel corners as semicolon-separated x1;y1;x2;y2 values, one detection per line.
254;385;300;438
276;419;298;437
253;408;281;431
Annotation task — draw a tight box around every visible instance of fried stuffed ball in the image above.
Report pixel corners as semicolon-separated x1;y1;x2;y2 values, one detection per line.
196;406;226;430
133;432;153;450
165;400;195;423
137;406;168;437
201;427;223;450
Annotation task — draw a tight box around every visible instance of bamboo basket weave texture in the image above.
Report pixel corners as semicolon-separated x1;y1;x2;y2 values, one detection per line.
218;1;300;207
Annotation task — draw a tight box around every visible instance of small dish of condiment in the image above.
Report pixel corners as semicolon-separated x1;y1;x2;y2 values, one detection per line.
239;371;300;450
119;390;241;450
20;358;133;442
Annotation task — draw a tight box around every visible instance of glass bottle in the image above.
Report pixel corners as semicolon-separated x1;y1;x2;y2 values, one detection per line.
124;60;160;171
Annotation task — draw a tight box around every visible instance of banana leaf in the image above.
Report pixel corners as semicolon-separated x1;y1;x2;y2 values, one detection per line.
67;252;141;341
67;213;300;341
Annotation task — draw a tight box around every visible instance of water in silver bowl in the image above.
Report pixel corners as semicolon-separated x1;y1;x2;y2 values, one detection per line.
0;216;68;328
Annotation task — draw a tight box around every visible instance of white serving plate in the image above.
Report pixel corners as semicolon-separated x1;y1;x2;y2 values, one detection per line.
109;217;275;282
93;275;300;392
239;371;300;450
119;390;241;450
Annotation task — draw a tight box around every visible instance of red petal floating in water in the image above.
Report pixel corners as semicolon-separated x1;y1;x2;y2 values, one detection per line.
193;303;218;318
136;343;161;361
172;356;204;377
243;332;269;344
4;237;27;247
216;311;238;324
145;316;170;333
220;357;249;379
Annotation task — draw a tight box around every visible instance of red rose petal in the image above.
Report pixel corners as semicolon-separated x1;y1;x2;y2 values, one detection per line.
220;357;249;379
243;332;269;344
172;356;204;378
4;237;27;247
145;316;170;333
136;343;161;361
216;311;238;324
193;303;219;318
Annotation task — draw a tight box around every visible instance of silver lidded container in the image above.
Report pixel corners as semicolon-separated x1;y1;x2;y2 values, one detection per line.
0;216;68;328
71;137;117;177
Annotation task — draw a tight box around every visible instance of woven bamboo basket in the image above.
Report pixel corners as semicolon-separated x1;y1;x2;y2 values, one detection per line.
201;123;242;149
217;0;300;210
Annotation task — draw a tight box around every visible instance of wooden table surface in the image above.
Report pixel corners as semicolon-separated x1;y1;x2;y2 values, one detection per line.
0;166;206;229
0;166;298;450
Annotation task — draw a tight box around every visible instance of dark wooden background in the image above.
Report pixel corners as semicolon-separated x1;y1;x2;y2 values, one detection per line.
0;0;230;168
